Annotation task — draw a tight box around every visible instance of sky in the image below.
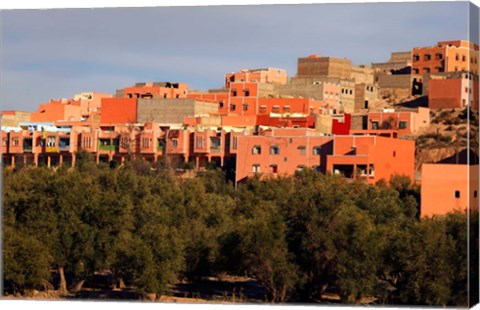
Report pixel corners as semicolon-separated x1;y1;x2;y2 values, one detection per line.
0;0;476;112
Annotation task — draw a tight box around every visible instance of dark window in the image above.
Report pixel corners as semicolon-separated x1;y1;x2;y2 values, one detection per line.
270;146;280;155
270;165;278;173
313;146;323;155
219;101;224;108
413;54;420;61
252;145;261;155
399;121;408;129
242;104;248;111
474;190;478;198
455;190;460;198
424;54;431;61
372;121;379;130
298;146;306;155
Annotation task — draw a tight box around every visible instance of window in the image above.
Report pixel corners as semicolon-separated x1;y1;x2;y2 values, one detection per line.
270;146;280;155
455;190;460;198
272;106;280;113
283;105;291;113
243;89;250;97
232;89;237;97
474;190;478;198
196;136;204;149
399;121;408;129
349;90;353;95
2;139;7;147
424;67;430;73
142;137;150;148
313;146;323;155
393;151;396;157
269;164;278;173
298;146;306;155
233;137;238;150
424;54;431;61
12;138;19;147
242;103;248;111
455;54;459;61
230;104;236;111
47;136;56;147
413;68;419;74
372;121;379;130
172;139;178;147
435;53;443;60
163;93;167;98
259;105;267;113
252;164;261;173
465;87;469;93
219;101;224;108
462;55;466;62
252;145;262;155
413;54;420;61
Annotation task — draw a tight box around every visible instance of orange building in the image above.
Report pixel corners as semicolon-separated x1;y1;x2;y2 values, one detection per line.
225;68;288;88
428;73;479;110
73;92;113;116
100;98;138;124
234;129;415;184
421;164;479;217
411;40;479;75
117;82;188;99
31;99;83;122
365;107;430;135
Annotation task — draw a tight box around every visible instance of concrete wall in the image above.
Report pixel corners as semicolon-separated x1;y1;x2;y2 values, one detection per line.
274;83;326;100
1;111;31;127
297;56;352;79
315;114;333;134
351;66;374;84
377;74;411;89
137;99;217;124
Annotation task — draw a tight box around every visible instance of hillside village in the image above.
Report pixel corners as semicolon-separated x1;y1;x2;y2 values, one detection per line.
1;39;479;218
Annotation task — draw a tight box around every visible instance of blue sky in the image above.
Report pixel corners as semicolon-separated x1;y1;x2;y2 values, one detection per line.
0;1;475;112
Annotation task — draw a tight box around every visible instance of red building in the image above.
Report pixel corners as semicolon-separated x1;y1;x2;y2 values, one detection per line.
428;73;479;110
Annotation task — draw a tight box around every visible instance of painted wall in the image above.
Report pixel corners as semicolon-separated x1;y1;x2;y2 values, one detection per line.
421;164;479;217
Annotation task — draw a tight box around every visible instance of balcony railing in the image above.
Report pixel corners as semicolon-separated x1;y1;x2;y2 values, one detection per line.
46;146;59;153
210;146;222;154
98;143;116;151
